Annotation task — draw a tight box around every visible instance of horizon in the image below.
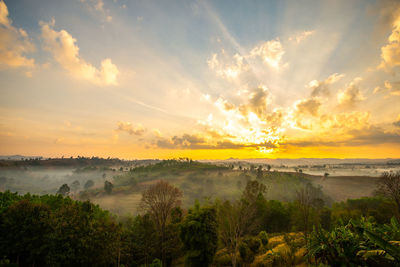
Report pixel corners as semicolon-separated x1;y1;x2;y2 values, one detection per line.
1;0;400;159
1;154;400;162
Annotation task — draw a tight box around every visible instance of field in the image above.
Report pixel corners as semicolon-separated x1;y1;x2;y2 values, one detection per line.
0;158;386;215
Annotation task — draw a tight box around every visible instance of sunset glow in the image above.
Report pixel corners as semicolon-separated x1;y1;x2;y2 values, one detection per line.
1;0;400;159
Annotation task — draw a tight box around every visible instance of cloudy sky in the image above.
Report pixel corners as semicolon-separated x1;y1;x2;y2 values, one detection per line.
0;0;400;159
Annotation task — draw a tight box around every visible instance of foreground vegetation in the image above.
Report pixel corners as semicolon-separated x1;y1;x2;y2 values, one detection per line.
0;161;399;266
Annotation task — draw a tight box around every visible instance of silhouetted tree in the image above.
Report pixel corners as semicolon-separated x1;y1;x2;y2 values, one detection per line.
84;180;94;190
57;184;70;196
104;180;114;194
139;180;182;266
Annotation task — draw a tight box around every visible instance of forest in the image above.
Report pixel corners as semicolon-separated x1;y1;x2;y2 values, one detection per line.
0;159;400;266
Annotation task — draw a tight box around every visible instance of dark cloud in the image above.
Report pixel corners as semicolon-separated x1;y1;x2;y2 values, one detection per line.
155;134;277;150
284;126;400;147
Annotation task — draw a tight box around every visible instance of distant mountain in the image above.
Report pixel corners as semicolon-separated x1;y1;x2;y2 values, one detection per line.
201;158;399;166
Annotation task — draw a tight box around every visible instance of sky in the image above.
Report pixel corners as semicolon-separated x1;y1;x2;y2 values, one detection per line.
0;0;400;160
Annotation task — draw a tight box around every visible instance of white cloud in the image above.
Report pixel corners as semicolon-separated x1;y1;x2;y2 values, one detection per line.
378;14;400;70
0;0;35;69
337;77;365;107
289;30;315;44
250;39;286;69
81;0;112;23
207;53;248;79
40;19;119;86
308;73;345;97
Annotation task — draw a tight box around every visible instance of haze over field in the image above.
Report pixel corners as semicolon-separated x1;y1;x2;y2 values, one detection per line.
0;0;399;160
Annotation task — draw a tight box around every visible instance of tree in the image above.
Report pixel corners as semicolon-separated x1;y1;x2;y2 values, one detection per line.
122;214;157;266
0;200;51;266
218;180;266;267
242;180;267;204
104;180;114;194
84;180;94;190
295;183;323;238
376;171;400;217
239;236;261;265
256;166;263;179
139;180;183;266
57;184;70;196
180;203;218;267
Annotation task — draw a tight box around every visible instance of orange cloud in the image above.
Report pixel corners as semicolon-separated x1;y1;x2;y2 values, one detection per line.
40;19;119;85
0;1;35;68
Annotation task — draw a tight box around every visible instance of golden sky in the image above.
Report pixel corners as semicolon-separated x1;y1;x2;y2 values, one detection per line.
0;0;400;159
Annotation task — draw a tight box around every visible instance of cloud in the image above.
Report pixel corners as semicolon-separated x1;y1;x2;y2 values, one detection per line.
372;81;400;96
285;111;400;147
346;127;400;146
337;77;365;107
296;98;321;116
81;0;112;22
378;13;400;70
0;0;35;68
41;19;119;85
0;0;10;27
250;39;286;69
116;122;145;136
245;86;271;117
309;73;344;97
207;52;248;79
155;133;277;150
384;80;400;96
289;30;315;43
394;115;400;127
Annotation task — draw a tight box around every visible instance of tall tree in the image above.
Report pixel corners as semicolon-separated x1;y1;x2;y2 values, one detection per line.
180;203;218;267
295;183;323;238
218;180;266;267
139;180;183;266
376;171;400;217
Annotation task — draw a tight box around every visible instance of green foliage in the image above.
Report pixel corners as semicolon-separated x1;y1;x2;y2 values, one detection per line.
180;203;218;267
149;258;162;267
258;231;269;246
332;197;395;225
307;217;400;266
0;193;121;266
122;214;157;266
0;200;51;266
261;200;291;233
239;236;261;264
